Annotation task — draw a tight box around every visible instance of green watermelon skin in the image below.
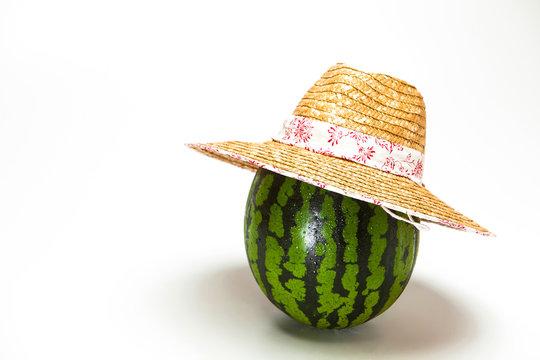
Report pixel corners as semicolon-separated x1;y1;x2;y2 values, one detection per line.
244;168;419;329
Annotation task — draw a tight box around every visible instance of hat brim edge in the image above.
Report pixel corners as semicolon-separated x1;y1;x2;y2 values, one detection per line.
187;142;494;237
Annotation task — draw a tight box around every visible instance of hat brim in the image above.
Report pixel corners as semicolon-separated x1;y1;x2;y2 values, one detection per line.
188;140;492;236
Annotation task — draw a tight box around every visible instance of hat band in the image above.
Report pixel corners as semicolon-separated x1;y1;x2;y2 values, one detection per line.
272;116;425;185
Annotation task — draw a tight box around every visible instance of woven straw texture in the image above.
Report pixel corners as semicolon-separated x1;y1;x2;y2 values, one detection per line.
294;64;426;153
188;63;490;235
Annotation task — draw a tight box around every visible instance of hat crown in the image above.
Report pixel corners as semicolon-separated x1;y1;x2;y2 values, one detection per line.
293;63;426;153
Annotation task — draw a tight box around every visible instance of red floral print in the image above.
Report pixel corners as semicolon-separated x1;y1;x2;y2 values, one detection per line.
348;131;369;146
284;117;314;144
352;146;375;164
275;115;425;185
314;147;335;157
381;153;424;180
376;138;403;154
412;159;423;178
328;126;345;146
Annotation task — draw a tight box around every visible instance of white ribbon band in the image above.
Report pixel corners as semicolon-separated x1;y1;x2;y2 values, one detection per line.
272;116;425;185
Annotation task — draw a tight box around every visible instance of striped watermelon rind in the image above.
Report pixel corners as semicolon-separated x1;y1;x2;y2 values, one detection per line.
244;168;419;329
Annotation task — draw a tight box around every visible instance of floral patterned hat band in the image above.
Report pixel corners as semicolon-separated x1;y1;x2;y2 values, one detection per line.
188;63;492;236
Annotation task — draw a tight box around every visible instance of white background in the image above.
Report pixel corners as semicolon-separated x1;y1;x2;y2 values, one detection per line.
1;0;539;359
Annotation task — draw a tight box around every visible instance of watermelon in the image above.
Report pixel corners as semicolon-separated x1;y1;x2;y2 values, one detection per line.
244;168;419;329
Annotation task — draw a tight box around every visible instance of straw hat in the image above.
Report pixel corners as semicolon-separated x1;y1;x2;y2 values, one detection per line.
188;63;491;236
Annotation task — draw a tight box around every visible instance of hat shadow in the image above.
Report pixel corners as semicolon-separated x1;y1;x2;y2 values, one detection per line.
180;264;477;356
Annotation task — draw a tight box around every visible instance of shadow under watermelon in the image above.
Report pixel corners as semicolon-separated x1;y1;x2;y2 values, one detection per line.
274;279;478;353
192;264;478;355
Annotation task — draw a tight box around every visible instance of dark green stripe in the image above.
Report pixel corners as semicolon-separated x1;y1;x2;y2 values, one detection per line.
283;181;313;278
335;196;361;328
348;200;375;325
370;214;399;317
350;204;388;327
300;185;326;325
315;193;339;328
245;172;275;296
330;193;348;299
255;172;286;298
244;169;265;247
377;220;418;315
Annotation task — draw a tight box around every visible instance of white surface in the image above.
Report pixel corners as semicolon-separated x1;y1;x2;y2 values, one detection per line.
1;0;539;359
